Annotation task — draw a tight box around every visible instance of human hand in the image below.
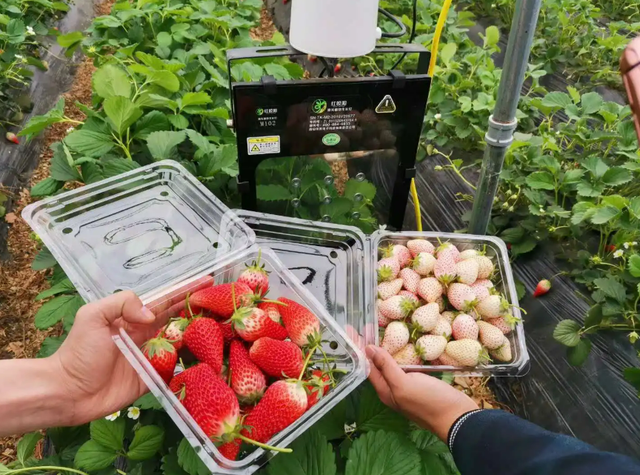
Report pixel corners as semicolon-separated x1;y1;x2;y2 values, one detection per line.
366;345;479;441
51;291;160;426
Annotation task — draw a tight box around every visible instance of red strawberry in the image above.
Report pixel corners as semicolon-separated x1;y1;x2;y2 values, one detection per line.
220;321;236;344
241;380;308;443
334;63;342;74
157;317;190;351
5;132;18;144
533;279;551;298
400;267;420;294
277;298;321;347
305;370;331;408
606;244;617;253
142;337;177;383
258;302;284;323
307;54;317;62
169;363;240;439
238;253;270;296
183;318;224;374
249;337;304;378
232;306;288;342
229;340;267;404
218;440;241;461
190;283;255;318
407;239;435;257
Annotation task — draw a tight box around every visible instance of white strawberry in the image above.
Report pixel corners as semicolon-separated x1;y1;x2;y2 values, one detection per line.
476;295;510;319
435;296;445;312
382;321;410;355
400;267;421;294
393;343;422;365
417;277;443;303
377;299;392;328
475;256;494;279
458;249;479;260
441;311;457;324
452;314;479;340
477;321;505;349
378;257;400;282
412;252;436;276
407;239;435;257
398;290;420;305
378;278;403;300
470;281;491;301
416;335;447;361
438;352;462;366
436;243;460;262
434;256;457;285
448;283;478;312
487;316;513;335
429;315;452;339
381;244;412;268
474;278;494;289
490;337;512;362
411;303;440;332
445;339;485;367
455;259;479;285
380;295;416;320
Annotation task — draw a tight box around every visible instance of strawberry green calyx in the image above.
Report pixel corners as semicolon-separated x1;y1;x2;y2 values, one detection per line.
142;337;175;359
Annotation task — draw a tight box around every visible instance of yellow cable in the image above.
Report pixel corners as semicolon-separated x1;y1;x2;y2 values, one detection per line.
411;0;453;231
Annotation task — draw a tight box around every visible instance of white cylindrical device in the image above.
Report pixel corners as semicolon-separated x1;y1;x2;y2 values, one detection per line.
289;0;381;59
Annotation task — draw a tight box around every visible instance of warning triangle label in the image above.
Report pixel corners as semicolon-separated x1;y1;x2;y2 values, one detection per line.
251;145;260;152
376;95;397;114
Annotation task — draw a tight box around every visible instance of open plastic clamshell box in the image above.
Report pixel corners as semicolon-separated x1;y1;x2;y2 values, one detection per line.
221;211;529;377
22;161;368;474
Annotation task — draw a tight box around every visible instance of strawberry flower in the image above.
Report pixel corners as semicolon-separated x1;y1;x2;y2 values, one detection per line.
26;26;35;35
105;411;120;421
614;250;624;259
127;406;141;420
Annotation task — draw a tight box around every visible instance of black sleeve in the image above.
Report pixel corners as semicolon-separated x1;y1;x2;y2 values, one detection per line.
448;409;640;475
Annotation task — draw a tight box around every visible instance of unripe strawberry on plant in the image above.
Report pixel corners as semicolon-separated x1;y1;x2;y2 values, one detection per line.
411;303;440;332
474;256;494;279
400;267;421;294
407;239;435;257
393;344;422;365
436;242;460;262
417;277;443;303
5;132;18;144
448;283;478;312
183;318;224;374
412;252;437;276
452;314;479;341
477;321;505;350
377;257;401;282
490;337;512;362
142;337;178;383
381;321;410;355
249;337;304;378
378;278;403;300
430;315;452;339
434;256;457;285
458;249;479;260
398;290;420;305
416;335;447;361
533;279;551;298
380;295;416;320
445;339;485;367
278;297;321;347
455;259;479;285
381;244;412;268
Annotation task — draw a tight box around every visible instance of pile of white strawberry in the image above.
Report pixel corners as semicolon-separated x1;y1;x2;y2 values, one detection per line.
377;239;520;367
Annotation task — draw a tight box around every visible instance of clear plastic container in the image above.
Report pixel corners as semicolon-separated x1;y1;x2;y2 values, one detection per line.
371;230;530;377
22;161;369;474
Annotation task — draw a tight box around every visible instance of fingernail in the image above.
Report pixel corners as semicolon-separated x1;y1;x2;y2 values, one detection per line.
365;346;377;359
141;306;156;323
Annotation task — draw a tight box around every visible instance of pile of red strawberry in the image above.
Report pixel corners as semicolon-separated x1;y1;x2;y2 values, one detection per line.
141;256;336;462
377;239;520;367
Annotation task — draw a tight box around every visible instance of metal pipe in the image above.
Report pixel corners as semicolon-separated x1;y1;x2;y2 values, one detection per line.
468;0;543;235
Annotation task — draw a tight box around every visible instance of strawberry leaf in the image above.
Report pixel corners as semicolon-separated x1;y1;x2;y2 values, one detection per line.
162;447;189;475
553;320;582;347
74;440;117;471
16;432;43;467
34;294;84;330
127;425;165;461
90;418;125;452
628;255;640;278
266;430;336;475
134;393;163;410
32;246;57;270
353;382;410;433
593;277;627;303
624;368;640;397
177;438;209;475
345;430;421;475
567;338;592;366
311;399;348;441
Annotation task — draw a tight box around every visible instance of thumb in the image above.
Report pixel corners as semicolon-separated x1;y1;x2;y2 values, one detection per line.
78;291;155;328
366;345;406;391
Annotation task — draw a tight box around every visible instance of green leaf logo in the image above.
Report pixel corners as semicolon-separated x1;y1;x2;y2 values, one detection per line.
312;99;327;115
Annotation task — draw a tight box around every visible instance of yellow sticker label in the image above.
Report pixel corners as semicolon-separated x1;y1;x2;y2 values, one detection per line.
247;136;281;155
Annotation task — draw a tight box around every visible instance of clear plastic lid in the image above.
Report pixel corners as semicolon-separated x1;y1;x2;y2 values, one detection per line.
22;161;256;302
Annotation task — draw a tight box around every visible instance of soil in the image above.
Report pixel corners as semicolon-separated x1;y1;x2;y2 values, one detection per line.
250;6;277;42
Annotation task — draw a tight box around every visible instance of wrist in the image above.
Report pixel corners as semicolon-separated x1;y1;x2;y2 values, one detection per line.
428;398;479;442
